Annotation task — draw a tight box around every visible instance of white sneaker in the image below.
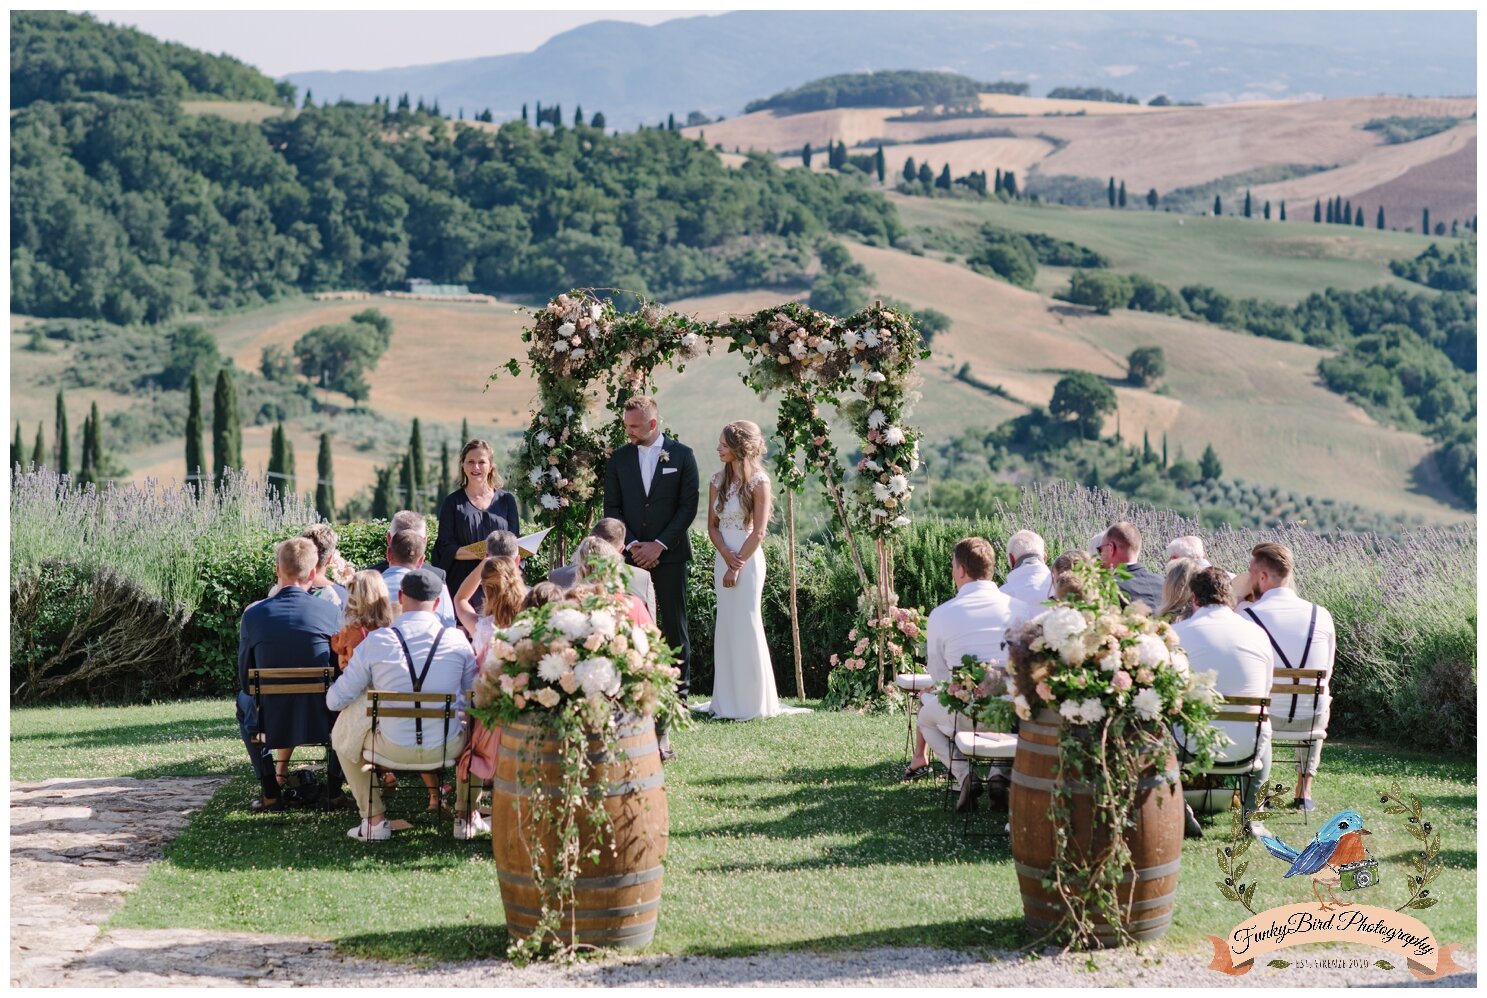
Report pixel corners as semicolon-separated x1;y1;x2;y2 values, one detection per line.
453;811;491;840
347;819;391;842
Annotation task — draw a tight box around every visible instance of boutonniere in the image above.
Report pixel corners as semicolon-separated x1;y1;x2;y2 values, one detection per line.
658;449;672;464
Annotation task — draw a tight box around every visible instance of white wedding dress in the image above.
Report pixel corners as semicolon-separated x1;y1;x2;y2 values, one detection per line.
694;471;809;721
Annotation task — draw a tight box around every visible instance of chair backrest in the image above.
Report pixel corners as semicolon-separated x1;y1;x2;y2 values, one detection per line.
1213;693;1270;725
365;690;458;721
246;667;335;696
1271;667;1327;699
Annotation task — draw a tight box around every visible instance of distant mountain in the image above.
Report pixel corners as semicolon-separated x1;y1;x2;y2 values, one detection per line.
283;10;1476;129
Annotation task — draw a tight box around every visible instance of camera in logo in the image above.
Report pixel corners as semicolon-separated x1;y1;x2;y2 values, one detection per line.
1338;859;1380;891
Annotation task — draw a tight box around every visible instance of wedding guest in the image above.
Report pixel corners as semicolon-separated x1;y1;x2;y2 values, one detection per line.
1236;542;1336;812
467;555;528;660
572;537;654;626
381;528;456;625
332;571;395;670
433;440;521;604
1173;568;1274;836
1166;535;1211;568
1046;549;1092;600
327;568;485;842
548;518;658;619
265;524;348;606
1050;570;1087;603
452;529;521;629
1001;530;1051;608
520;581;565;611
366;510;428;573
1157;557;1203;622
907;538;1024;812
1098;521;1164;609
237;538;349;813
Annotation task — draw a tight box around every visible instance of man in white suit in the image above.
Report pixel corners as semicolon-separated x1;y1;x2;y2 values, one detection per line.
1173;567;1275;836
910;537;1027;812
548;517;657;620
1236;542;1336;812
1000;529;1051;608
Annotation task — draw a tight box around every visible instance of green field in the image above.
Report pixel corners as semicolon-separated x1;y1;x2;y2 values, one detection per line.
897;196;1442;304
11;699;1476;963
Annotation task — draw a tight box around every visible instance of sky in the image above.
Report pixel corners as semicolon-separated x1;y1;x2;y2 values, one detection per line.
83;9;722;77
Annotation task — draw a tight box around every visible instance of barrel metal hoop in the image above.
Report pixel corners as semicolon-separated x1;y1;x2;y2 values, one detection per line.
1015;858;1182;884
503;896;662;920
507;742;659;765
497;865;666;890
1010;769;1178;794
491;771;666;799
505;720;653;740
1017;740;1060;756
1019;721;1061;738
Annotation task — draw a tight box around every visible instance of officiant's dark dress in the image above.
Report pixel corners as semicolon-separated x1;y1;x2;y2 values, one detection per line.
433;487;521;598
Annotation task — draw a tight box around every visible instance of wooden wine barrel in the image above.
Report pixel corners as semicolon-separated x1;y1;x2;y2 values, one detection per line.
491;715;668;949
1009;710;1182;946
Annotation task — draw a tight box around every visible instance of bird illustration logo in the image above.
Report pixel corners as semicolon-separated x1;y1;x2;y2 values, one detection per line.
1256;808;1376;911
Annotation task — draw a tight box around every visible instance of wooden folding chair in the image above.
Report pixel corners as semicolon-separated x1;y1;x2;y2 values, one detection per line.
1180;694;1270;819
246;666;337;812
363;690;464;835
1271;668;1329;824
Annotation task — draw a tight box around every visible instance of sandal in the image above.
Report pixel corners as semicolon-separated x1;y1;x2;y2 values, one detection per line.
901;764;933;782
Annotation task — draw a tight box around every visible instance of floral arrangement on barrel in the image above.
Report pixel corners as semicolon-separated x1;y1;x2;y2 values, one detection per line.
821;593;927;711
1004;560;1225;949
468;553;685;959
936;655;1016;732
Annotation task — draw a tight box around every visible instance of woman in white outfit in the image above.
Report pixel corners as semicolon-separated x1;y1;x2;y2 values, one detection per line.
697;420;799;721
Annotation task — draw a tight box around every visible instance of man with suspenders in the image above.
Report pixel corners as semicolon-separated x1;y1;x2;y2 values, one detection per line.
327;568;485;841
1237;542;1337;812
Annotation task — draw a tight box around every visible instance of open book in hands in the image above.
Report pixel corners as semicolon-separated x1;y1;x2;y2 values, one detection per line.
457;526;552;560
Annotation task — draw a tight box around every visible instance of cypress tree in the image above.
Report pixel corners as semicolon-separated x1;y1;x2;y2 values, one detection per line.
1325;199;1334;223
1146;188;1158;210
994;166;1002;192
874;144;886;184
1200;444;1223;481
268;423;285;496
903;157;916;183
1161;431;1168;469
1280;201;1287;221
315;433;335;521
77;407;95;486
1263;201;1271;220
438;439;452;499
212;367;242;488
408;418;426;511
666;112;675;131
1377;205;1385;229
282;432;296;496
1003;171;1017;198
1422;207;1430;234
802;142;812;168
521;103;528;122
32;423;44;470
461;417;470;446
54;388;69;477
936;164;952;190
1212;194;1222;216
1142;430;1153;463
1118;180;1127;208
89;401;103;482
574;104;583;127
1108;177;1116;207
917;162;933;185
400;453;415;512
1314;199;1321;223
185;371;205;494
1355;209;1364;228
1343;201;1352;225
371;465;392;520
1244;190;1252;217
13;422;23;470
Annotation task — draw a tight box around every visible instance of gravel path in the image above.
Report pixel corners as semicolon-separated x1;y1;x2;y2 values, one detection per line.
11;777;1476;988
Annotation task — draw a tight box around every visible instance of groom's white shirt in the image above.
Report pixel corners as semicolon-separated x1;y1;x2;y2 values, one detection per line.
637;438;665;494
925;579;1022;684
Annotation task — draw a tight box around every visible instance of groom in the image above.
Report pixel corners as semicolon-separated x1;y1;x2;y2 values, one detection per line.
603;395;699;757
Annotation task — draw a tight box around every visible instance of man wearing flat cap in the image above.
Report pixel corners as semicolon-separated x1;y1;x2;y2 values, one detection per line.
327;567;485;842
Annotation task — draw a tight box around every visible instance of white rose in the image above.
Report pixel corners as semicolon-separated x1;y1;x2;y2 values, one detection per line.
1169;649;1190;677
588;608;618;639
1012;694;1031;720
865;370;886;383
883;427;905;446
867;409;887;430
537;652;568;683
864;459;881;472
1135;634;1170;668
574;656;619;696
550;607;591;640
1132;687;1163;720
632;627;650;658
1039;607;1088;648
888;474;909;495
540;494;561;510
557;322;576;338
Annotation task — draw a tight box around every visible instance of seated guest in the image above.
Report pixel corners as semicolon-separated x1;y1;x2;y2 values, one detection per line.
1098;521;1164;609
571;537;654;626
453;529;519;628
265;524;348;606
1157;557;1203;622
548;518;658;620
521;581;565;611
381;528;457;627
1046;549;1092;600
238;537;349;813
906;537;1024;812
327;568;485;842
332;571;395;670
1236;542;1336;812
1001;530;1051;608
466;556;529;661
1049;570;1087;603
1166;534;1211;569
366;510;428;573
1173;568;1274;836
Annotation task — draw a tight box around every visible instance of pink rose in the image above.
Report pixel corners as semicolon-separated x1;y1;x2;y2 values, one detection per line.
513;693;528;709
1135;667;1155;685
584;632;606;652
1112;671;1133;691
813;436;827;446
830;653;840;666
1035;682;1054;701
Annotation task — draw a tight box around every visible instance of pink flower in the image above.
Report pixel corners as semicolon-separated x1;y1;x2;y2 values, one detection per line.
513;693;528;709
1135;667;1155;685
902;623;920;639
813;436;827;446
1035;681;1054;701
830;653;840;666
1112;671;1133;691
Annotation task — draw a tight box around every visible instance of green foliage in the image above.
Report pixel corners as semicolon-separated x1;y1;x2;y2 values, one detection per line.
746;70;985;114
1362;116;1462;144
160;323;221;390
878;298;951;346
315;433;334;521
211;367;242;487
967;226;1037;287
1021;230;1108;267
1046;86;1139;104
1200;444;1223;481
10;11;287;107
1063;270;1133;314
807;241;876;314
292;317;393;404
53;388;70;477
1127;345;1166;387
1391;241;1476;292
1049;371;1117;439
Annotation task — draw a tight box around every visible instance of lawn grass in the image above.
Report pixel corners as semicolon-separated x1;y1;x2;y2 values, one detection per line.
10;700;1476;963
897;196;1440;305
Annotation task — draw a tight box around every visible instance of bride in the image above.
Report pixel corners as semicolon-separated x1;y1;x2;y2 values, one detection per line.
695;420;806;721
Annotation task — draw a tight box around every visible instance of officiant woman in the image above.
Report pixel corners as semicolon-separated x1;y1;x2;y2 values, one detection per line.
433;439;522;598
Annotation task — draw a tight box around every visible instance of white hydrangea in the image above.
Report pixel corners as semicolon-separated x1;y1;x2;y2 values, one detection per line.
1132;687;1163;720
864;459;882;472
540;494;561;510
883;427;905;446
503;619;531;643
1078;697;1107;723
1170;649;1191;677
1059;699;1082;722
1135;634;1170;668
1099;649;1121;672
571;347;586;359
589;304;603;322
537;652;568;684
867;409;888;430
549;607;591;640
1038;607;1087;648
574;657;620;696
680;332;699;349
816;339;835;355
588;608;618;639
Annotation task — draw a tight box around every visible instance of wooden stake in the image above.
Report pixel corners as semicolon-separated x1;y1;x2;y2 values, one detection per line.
787;490;804;699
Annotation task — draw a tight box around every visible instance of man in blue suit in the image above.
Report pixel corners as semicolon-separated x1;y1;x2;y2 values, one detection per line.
237;537;348;812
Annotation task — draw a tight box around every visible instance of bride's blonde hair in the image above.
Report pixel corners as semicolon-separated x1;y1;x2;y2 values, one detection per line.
715;420;767;524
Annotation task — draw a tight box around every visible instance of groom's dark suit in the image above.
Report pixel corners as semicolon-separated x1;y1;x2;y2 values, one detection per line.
604;435;699;699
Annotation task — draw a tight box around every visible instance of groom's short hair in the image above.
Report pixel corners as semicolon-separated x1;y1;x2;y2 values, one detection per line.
591;518;627;548
952;537;996;580
624;395;658;419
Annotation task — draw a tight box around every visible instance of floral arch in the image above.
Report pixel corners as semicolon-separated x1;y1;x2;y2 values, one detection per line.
494;290;928;696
